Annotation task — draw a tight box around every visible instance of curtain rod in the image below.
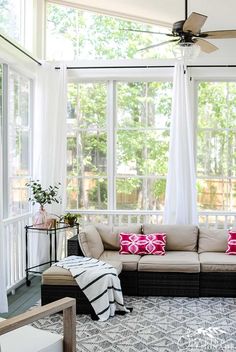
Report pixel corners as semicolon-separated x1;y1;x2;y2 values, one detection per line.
55;64;236;70
0;34;42;66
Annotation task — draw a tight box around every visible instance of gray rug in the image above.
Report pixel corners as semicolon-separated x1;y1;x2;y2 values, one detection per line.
32;296;236;351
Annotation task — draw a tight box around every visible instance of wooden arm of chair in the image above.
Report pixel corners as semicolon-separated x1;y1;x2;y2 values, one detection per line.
0;297;76;352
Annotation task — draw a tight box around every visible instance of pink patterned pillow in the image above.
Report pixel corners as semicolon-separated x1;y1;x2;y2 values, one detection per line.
119;233;166;255
226;231;236;255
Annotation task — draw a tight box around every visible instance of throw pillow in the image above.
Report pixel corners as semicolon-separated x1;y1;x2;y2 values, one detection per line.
119;233;166;255
226;231;236;255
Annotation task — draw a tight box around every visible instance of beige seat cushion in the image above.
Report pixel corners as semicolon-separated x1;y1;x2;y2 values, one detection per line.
0;317;62;352
42;266;77;286
42;260;122;286
79;225;104;258
198;228;228;253
99;250;141;271
199;252;236;272
138;251;200;273
142;224;198;251
96;224;142;250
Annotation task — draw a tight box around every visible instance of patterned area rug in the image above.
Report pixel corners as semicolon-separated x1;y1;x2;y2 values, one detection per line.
32;296;236;351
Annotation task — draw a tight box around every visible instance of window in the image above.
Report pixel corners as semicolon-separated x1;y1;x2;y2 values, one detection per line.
197;81;236;211
0;64;2;126
116;82;171;210
66;80;172;211
46;2;172;60
67;82;107;209
2;66;32;218
0;0;34;52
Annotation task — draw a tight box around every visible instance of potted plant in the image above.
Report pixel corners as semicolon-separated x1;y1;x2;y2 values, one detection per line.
26;180;61;226
61;212;80;227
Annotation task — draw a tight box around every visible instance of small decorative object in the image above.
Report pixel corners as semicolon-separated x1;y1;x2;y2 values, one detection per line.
61;212;80;227
26;180;61;228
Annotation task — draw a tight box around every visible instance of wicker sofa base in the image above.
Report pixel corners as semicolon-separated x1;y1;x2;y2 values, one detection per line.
41;271;137;316
41;284;97;318
119;271;138;295
138;272;200;297
200;272;236;297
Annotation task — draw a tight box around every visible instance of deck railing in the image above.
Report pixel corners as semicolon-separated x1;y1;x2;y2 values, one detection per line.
77;210;236;230
3;210;236;292
2;213;32;293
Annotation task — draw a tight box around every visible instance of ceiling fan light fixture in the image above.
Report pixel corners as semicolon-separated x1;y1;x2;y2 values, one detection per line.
173;42;201;61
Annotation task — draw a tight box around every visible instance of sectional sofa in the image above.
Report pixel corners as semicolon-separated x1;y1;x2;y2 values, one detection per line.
41;224;236;314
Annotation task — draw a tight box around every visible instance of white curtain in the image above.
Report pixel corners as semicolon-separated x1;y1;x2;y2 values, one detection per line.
0;128;8;312
32;63;68;262
164;62;198;225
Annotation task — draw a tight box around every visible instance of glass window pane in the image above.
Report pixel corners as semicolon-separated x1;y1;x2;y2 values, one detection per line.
67;136;77;176
46;2;173;61
147;178;166;210
198;82;236;129
116;177;143;210
197;81;236;211
197;130;227;177
67;82;107;129
67;178;79;209
0;0;21;43
9;178;30;215
67;131;107;177
117;130;146;176
0;64;2;125
80;131;107;176
8;69;31;216
67;177;107;210
0;0;34;52
116;177;166;210
9;129;29;176
9;71;30;127
117;82;172;129
116;81;171;210
67;82;108;209
146;131;169;176
197;178;236;211
117;130;169;177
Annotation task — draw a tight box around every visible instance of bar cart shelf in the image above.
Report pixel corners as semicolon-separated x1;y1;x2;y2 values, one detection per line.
25;222;79;286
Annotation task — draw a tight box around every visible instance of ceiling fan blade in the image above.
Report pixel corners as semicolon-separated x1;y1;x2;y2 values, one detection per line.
138;39;179;52
183;12;207;34
195;38;218;53
121;28;173;36
201;30;236;39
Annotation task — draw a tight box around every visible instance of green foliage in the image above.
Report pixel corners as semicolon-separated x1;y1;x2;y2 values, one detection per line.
88;179;107;205
197;82;236;210
61;212;80;226
26;180;61;207
46;2;174;60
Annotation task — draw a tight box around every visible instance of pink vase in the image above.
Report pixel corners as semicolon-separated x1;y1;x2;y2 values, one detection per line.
33;206;48;228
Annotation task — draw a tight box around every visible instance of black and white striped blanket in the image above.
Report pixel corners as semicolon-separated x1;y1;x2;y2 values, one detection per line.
54;256;130;321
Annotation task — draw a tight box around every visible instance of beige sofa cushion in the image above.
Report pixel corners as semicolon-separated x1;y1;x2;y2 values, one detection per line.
79;225;104;258
42;261;122;286
198;228;228;253
42;266;77;286
95;224;114;249
0;317;63;352
142;224;198;251
96;224;142;250
138;251;200;273
99;250;141;271
199;252;236;272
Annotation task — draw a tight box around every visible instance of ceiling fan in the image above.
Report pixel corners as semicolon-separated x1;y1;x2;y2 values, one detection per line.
125;0;236;54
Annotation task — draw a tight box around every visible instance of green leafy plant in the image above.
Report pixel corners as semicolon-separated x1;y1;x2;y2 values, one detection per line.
26;180;61;207
61;212;80;226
